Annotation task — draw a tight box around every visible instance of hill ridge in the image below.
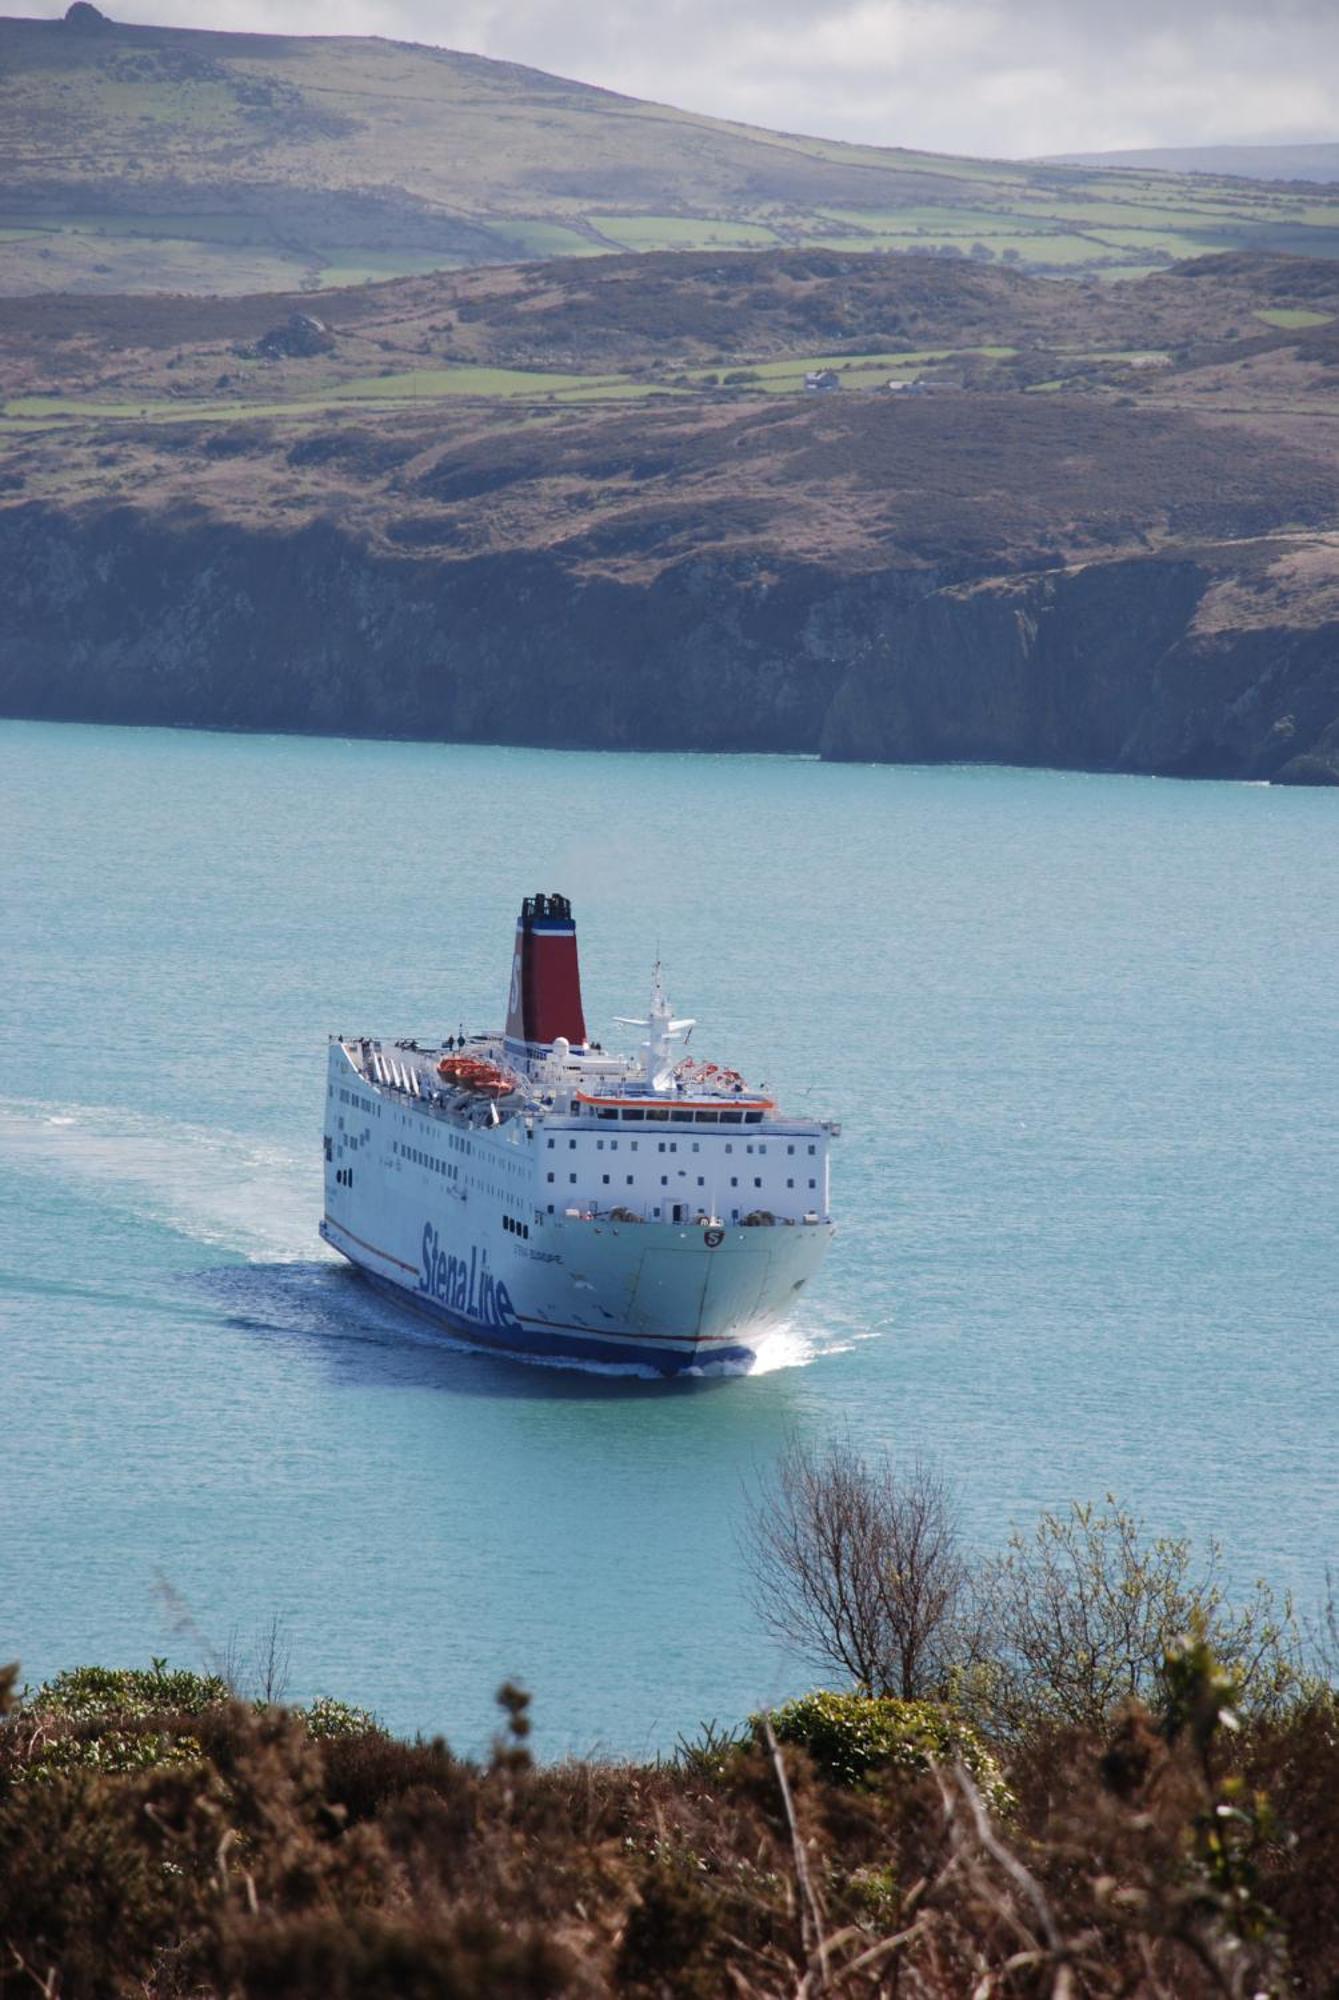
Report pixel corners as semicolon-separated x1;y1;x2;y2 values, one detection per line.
4;7;1339;295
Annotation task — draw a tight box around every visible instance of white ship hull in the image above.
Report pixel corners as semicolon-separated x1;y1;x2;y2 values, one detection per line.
321;1044;833;1375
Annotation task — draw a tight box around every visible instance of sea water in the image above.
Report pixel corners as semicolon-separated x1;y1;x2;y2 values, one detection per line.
2;719;1336;1756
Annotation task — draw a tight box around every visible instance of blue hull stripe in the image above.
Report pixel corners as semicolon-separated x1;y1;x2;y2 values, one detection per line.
336;1253;757;1377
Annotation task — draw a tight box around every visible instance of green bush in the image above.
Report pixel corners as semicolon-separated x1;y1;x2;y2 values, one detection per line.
300;1695;381;1739
23;1666;377;1739
30;1662;230;1720
760;1690;1010;1809
21;1729;205;1785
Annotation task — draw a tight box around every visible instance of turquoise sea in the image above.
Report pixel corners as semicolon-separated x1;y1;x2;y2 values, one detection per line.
2;719;1336;1756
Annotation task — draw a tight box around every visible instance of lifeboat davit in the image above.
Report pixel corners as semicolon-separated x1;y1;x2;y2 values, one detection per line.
436;1054;514;1099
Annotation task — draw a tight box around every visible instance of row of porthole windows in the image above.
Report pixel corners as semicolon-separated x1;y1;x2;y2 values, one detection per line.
549;1171;819;1191
550;1134;817;1157
335;1167;354;1187
503;1215;531;1240
545;1203;768;1224
591;1107;764;1126
394;1139;460;1181
337;1087;381;1117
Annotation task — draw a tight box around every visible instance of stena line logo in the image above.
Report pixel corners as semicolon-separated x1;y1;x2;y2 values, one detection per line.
419;1223;521;1331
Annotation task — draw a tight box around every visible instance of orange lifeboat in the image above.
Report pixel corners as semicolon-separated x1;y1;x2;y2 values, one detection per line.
436;1055;514;1099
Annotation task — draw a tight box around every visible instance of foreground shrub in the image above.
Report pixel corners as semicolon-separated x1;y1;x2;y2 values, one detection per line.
29;1661;230;1720
761;1690;1009;1808
208;1909;580;2000
0;1761;221;1999
0;1650;1326;1998
1238;1688;1339;1996
975;1497;1301;1738
300;1694;380;1738
20;1728;205;1785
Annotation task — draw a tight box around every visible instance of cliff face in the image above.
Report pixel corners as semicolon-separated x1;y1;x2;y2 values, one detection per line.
820;559;1339;784
3;503;1337;783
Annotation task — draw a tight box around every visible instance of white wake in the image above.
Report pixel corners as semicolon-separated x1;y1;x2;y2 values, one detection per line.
0;1097;329;1266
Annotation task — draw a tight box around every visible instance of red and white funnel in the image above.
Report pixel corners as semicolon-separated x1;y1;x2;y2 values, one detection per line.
504;893;588;1052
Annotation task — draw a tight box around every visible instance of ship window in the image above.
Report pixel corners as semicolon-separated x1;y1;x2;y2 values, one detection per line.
691;1142;699;1152
660;1175;668;1186
695;1111;719;1124
548;1204;554;1214
547;1138;554;1149
602;1174;610;1185
569;1174;577;1184
569;1139;577;1150
669;1142;677;1153
622;1109;644;1121
760;1145;767;1155
746;1144;753;1155
721;1112;742;1124
630;1141;639;1152
730;1176;738;1188
646;1108;668;1122
626;1176;634;1185
657;1142;665;1153
611;1141;618;1151
754;1177;762;1188
697;1176;704;1187
787;1144;795;1155
597;1140;604;1150
787;1178;794;1188
745;1112;763;1124
725;1144;733;1154
808;1144;816;1155
809;1179;816;1189
546;1172;555;1183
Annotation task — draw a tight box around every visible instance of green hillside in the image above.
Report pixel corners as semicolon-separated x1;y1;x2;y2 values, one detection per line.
5;4;1339;295
1051;142;1339;184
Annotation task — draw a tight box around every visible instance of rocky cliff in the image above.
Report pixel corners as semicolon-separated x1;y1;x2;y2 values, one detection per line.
4;502;1336;782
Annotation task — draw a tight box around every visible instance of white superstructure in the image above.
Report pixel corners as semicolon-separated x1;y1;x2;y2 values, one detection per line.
320;894;838;1375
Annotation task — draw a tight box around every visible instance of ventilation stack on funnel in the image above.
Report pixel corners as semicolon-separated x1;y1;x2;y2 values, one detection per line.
504;893;588;1052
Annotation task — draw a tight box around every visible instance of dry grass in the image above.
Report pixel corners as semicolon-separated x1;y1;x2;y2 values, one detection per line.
2;1653;1336;1999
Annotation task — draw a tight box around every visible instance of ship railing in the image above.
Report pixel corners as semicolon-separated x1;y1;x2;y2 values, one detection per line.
561;1204;822;1229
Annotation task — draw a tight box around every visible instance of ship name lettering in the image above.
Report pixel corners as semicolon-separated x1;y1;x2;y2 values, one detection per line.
419;1222;519;1330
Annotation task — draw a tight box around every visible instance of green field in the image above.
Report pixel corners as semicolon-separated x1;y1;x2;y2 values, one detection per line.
324;365;632;402
589;215;782;251
1254;307;1334;329
480;220;611;260
5;15;1339;296
5;344;1022;427
314;254;470;289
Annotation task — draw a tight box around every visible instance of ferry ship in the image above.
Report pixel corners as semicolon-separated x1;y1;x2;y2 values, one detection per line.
320;894;838;1375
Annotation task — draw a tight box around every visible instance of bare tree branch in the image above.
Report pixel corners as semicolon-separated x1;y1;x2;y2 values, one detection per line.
743;1437;970;1699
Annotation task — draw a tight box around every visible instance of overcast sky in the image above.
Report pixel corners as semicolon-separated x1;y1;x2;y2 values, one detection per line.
28;0;1339;158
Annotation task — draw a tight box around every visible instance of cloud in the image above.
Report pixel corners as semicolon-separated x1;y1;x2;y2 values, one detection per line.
27;0;1339;156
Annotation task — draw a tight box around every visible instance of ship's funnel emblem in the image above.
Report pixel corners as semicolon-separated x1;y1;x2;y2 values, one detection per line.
505;892;588;1050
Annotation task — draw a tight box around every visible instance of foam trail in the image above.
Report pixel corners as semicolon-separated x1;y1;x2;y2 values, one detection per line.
744;1323;820;1375
0;1097;331;1266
